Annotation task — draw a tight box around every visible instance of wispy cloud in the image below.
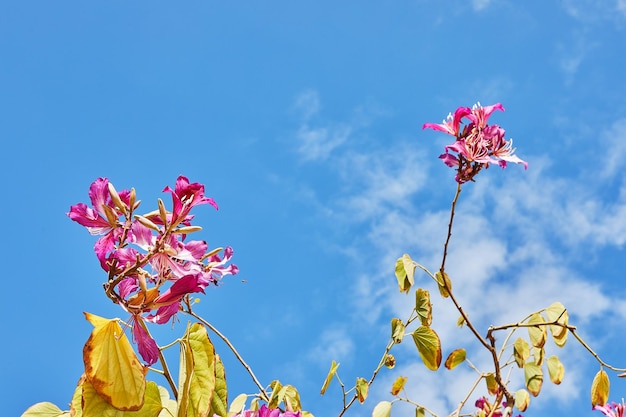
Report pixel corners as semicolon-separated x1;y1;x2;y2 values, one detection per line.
471;0;493;12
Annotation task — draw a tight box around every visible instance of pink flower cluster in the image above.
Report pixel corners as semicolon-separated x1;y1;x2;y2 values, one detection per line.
232;405;301;417
68;176;238;365
423;103;527;183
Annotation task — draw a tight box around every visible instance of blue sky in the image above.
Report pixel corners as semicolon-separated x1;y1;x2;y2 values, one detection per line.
3;1;626;416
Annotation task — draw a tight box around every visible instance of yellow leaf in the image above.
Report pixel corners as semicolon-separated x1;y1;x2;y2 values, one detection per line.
395;254;415;294
527;314;546;348
547;356;565;385
187;323;217;417
513;338;530;368
320;361;340;395
485;373;498;396
591;369;610;406
157;386;177;417
390;318;405;344
372;401;392;417
71;375;86;417
435;271;452;298
384;354;396;369
391;376;407;396
176;337;194;417
82;379;162;417
524;363;543;397
356;377;369;404
415;407;425;417
514;389;530;412
227;394;248;417
415;288;432;327
412;326;442;370
544;302;569;346
444;348;466;370
532;346;544;366
20;402;68;417
83;315;146;411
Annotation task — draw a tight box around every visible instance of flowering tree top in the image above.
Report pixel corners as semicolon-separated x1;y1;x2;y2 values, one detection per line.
423;102;527;183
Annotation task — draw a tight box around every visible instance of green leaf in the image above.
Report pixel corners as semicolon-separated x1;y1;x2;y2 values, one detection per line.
20;402;68;417
514;389;530;412
372;401;392;417
435;271;452;298
412;326;442;370
390;318;405;344
513;337;530;368
547;355;564;385
545;302;569;347
444;348;466;370
391;376;407;395
485;373;498;396
209;354;228;417
415;288;432;327
527;313;546;348
356;377;369;404
524;362;543;397
186;323;217;417
320;360;340;395
395;254;415;294
591;369;610;406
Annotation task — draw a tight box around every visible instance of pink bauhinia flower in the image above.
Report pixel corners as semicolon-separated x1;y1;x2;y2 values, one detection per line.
163;175;218;226
423;102;527;183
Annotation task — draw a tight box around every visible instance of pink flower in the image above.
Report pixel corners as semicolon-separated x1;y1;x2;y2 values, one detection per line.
423;106;471;137
131;315;160;365
594;401;626;417
163;175;218;226
233;405;301;417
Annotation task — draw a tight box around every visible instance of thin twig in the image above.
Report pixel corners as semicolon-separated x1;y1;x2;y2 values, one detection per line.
184;309;270;402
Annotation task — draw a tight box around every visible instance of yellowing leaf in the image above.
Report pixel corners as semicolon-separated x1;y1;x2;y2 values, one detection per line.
444;348;466;370
187;323;217;417
391;318;405;344
391;376;407;396
157;386;177;417
435;271;452;298
514;389;530;412
176;336;194;417
384;354;396;369
527;314;546;348
545;302;569;347
82;379;162;417
485;373;498;396
209;355;228;417
395;254;415;294
415;288;432;327
513;338;530;368
356;377;369;404
268;380;283;409
415;407;425;417
83;315;146;411
227;394;248;417
320;360;340;395
412;326;442;371
532;346;544;366
524;363;543;397
280;385;302;412
71;374;86;417
372;401;392;417
547;355;564;385
591;369;610;406
20;402;68;417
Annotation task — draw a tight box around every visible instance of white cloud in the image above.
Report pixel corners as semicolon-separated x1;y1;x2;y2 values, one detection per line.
296;123;351;161
471;0;492;12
